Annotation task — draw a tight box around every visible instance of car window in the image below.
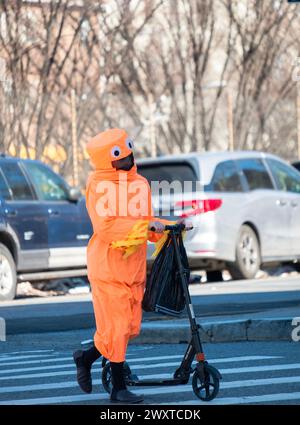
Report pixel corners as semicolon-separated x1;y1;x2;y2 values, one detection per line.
138;162;199;193
25;162;69;201
0;169;12;200
138;162;198;184
209;160;243;192
0;162;34;200
237;158;273;190
267;159;300;193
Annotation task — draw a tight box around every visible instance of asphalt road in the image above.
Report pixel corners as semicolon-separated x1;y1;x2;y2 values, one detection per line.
0;330;299;405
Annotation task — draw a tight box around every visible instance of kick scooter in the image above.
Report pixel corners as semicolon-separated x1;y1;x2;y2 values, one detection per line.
101;223;222;401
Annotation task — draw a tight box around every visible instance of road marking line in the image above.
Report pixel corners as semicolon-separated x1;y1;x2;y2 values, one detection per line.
0;350;54;357
0;373;300;395
0;357;72;367
0;356;282;377
0;354;280;368
164;392;300;405
219;363;300;374
0;354;56;363
2;383;300;405
0;393;104;405
0;359;298;382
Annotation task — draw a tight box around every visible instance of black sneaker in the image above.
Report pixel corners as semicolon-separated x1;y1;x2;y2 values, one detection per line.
73;350;92;394
110;388;144;404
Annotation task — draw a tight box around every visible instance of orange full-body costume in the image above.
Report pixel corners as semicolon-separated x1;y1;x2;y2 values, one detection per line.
84;129;168;377
72;128;170;403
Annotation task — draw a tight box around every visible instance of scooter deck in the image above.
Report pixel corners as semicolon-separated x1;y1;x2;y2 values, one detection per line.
127;377;186;387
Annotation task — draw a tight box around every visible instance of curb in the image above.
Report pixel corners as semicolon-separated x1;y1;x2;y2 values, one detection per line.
3;315;295;343
4;315;294;342
132;317;295;344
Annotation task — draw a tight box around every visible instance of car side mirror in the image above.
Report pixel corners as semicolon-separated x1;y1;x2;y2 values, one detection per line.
68;187;82;202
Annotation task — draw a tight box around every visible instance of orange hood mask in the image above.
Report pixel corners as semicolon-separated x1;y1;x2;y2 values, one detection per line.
86;128;137;182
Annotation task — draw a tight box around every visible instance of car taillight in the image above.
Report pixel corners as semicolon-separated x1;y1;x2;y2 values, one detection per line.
175;199;222;218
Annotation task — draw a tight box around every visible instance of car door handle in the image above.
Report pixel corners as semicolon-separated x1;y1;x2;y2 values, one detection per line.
4;208;17;217
48;209;60;216
276;199;287;206
291;201;298;208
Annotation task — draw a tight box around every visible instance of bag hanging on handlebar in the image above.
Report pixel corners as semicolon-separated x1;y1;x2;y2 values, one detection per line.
142;233;189;316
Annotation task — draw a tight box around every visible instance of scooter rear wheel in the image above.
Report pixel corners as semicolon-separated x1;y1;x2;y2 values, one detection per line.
102;363;112;394
192;363;220;401
102;361;135;394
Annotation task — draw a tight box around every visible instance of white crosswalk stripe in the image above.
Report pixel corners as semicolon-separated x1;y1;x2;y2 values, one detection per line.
0;355;280;376
1;374;300;397
164;392;300;405
0;356;287;380
0;350;54;357
0;354;278;368
0;348;299;405
0;354;56;363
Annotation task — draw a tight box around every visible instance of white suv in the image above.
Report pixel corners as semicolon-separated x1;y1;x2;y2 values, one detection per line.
137;151;300;281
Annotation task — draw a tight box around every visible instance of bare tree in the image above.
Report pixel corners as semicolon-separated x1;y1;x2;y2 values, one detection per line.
1;0;300;187
113;0;235;154
223;0;299;155
0;0;102;179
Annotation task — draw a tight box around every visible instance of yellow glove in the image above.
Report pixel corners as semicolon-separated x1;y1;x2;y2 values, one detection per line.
111;220;149;259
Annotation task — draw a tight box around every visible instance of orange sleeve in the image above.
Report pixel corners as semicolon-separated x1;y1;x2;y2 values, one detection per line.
94;216;139;244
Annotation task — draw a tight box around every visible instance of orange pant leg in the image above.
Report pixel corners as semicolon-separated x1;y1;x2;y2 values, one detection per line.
90;279;145;362
128;283;145;340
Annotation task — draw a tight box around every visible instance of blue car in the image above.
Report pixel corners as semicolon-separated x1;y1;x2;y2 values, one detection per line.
0;155;92;300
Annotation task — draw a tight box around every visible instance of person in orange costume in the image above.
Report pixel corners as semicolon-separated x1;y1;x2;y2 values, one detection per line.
73;128;169;404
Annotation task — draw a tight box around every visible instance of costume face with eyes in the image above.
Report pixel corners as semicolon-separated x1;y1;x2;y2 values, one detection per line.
86;128;135;172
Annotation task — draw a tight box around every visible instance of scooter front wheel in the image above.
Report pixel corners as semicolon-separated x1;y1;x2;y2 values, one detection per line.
192;363;220;401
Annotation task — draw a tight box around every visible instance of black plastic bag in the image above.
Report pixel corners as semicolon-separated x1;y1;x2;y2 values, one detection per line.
142;233;190;316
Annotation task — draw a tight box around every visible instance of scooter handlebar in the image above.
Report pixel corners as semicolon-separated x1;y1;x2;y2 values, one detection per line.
149;223;193;233
165;223;193;232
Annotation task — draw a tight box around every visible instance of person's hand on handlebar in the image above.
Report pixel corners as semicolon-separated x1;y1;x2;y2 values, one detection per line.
177;218;193;230
148;221;165;234
149;219;193;233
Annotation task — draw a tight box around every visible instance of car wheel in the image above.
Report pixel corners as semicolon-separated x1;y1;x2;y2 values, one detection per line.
0;243;17;301
228;225;261;280
206;271;223;282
